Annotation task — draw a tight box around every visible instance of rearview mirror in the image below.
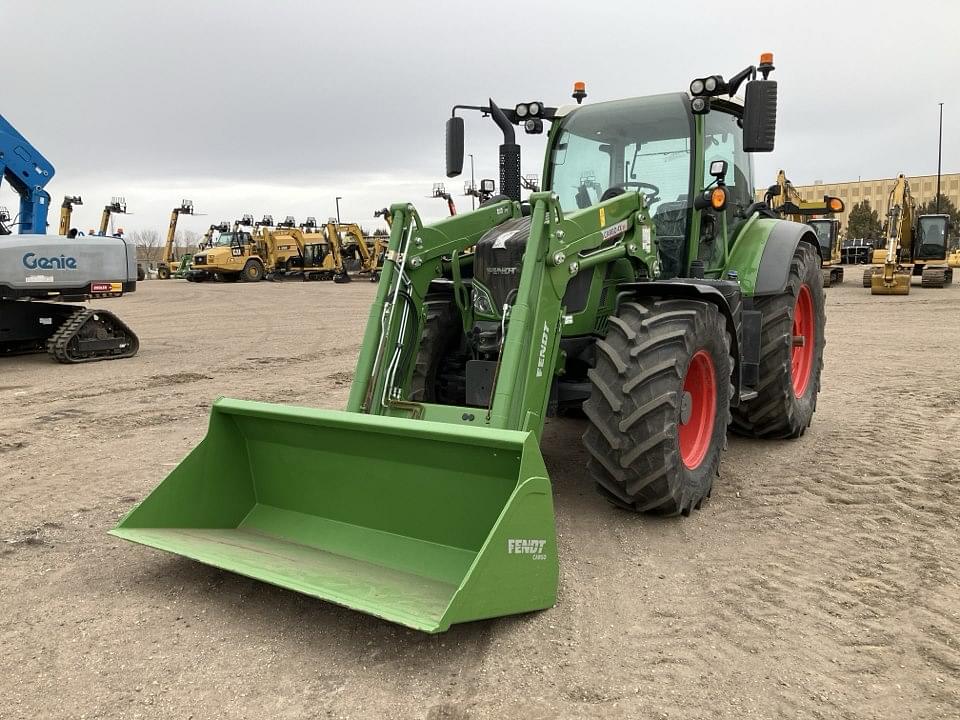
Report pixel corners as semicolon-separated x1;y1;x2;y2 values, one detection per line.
742;79;777;152
446;117;464;178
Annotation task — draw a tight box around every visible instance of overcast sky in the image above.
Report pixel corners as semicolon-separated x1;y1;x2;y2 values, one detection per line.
3;1;958;235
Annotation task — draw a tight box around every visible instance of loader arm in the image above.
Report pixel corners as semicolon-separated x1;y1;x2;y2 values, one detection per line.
348;190;652;438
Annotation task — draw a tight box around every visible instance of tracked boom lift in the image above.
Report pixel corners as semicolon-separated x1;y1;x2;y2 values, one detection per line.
58;196;83;236
765;171;845;286
157;200;196;279
114;55;827;632
0;114;138;362
863;175;954;293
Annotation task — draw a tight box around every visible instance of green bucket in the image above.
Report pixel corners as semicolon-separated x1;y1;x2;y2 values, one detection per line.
111;398;558;632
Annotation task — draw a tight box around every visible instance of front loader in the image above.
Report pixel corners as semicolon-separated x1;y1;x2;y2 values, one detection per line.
113;54;827;633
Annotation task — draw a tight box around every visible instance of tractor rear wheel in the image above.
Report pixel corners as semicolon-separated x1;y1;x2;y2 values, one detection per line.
583;298;732;516
409;298;467;405
731;242;825;439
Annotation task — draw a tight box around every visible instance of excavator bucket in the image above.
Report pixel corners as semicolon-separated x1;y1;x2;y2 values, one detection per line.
871;272;911;295
110;398;558;633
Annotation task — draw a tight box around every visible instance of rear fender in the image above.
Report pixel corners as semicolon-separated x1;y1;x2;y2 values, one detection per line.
616;280;743;403
726;217;820;296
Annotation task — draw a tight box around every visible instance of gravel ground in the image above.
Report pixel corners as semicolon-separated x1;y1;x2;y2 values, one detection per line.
2;275;958;719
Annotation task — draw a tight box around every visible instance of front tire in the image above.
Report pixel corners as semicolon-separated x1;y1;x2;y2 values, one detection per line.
731;242;825;439
157;265;171;280
242;260;265;282
583;298;732;516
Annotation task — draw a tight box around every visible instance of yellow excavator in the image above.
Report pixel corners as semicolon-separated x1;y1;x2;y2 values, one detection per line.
260;217;346;281
324;220;382;281
863;175;954;294
58;195;82;236
156;200;197;279
766;171;845;287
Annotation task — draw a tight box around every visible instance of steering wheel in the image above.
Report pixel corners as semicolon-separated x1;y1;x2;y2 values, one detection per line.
611;181;660;207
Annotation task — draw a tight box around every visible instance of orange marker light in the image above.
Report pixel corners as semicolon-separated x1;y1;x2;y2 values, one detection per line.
711;188;727;210
574;81;585;92
829;197;844;212
760;52;774;65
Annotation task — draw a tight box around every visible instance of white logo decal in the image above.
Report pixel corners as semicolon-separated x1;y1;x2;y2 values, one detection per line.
601;220;629;241
492;230;518;250
536;321;550;377
25;274;55;283
508;539;547;559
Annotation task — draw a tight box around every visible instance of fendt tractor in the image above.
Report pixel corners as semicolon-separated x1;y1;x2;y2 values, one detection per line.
0;113;139;363
114;55;827;632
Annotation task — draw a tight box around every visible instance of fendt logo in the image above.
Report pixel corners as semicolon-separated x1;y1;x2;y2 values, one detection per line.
507;539;547;560
22;252;78;270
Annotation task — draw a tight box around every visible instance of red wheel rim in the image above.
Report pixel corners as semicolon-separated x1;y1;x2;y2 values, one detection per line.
679;350;717;470
791;284;815;397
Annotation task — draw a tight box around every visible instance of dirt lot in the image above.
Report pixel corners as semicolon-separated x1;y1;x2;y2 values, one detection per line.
2;275;959;719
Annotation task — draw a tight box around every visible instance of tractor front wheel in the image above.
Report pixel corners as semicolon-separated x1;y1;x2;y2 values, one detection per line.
157;265;171;280
583;298;732;516
731;242;826;439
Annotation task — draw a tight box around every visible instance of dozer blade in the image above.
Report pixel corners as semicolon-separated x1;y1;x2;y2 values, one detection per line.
871;273;911;295
110;398;558;633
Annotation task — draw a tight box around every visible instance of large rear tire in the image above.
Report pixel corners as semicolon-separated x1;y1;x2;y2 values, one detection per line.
583;298;732;516
731;242;825;439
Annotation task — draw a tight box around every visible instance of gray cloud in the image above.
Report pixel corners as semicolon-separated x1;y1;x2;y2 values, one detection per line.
3;0;957;233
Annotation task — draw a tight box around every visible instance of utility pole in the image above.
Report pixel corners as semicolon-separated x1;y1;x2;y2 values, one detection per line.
936;103;943;213
468;154;476;211
335;196;343;225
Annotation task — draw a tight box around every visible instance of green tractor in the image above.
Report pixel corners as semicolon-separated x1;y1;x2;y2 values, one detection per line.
112;54;826;633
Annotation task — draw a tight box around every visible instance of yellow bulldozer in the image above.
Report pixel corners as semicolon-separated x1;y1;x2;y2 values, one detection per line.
766;171;845;287
863;175;954;294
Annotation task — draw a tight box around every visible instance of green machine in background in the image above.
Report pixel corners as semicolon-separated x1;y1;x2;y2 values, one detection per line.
112;54;827;633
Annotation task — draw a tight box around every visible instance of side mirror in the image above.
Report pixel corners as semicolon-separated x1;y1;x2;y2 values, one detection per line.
742;79;777;152
446;117;464;178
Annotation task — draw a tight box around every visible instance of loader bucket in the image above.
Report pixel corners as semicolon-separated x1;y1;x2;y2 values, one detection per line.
871;272;911;295
110;398;558;633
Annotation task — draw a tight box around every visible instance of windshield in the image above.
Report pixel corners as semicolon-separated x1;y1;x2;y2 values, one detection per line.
212;231;249;246
808;220;835;253
548;93;694;219
917;217;947;258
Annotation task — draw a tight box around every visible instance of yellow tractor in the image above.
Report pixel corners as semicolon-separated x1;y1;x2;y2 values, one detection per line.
766;171;845;287
863;175;954;294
